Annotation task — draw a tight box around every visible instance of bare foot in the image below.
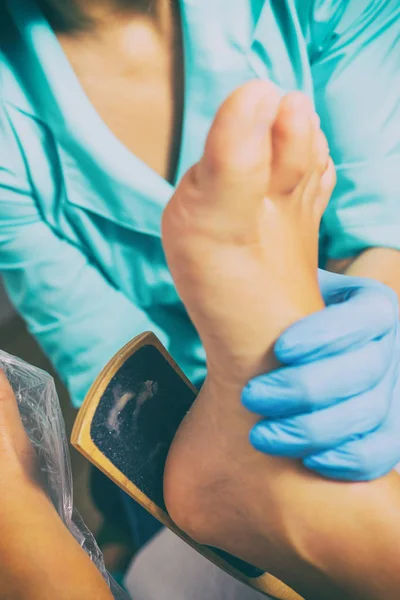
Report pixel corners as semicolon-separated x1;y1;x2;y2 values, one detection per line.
161;81;385;597
163;81;333;391
162;83;400;600
162;87;334;515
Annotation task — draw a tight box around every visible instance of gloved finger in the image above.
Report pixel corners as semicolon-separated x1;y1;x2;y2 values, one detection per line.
249;379;392;458
303;423;400;481
303;437;400;481
275;284;397;365
303;378;400;481
317;269;395;304
243;334;393;418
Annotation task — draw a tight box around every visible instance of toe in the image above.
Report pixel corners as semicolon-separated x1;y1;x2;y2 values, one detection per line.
313;125;330;175
164;80;282;245
270;92;315;196
319;157;337;202
195;81;281;234
305;120;336;215
300;121;334;214
200;80;280;185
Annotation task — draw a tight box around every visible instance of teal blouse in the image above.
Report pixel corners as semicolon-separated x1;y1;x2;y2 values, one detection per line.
1;0;399;406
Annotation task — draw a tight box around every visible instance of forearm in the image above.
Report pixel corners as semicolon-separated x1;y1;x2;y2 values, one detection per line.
0;481;113;600
272;457;400;600
327;247;400;303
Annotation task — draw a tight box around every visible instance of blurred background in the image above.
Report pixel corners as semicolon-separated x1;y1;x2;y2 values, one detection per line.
0;277;102;537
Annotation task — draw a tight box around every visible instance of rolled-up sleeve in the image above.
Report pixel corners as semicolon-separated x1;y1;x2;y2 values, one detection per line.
311;0;400;261
0;101;166;407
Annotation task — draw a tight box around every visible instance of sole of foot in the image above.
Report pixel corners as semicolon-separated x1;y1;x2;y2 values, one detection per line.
162;80;337;594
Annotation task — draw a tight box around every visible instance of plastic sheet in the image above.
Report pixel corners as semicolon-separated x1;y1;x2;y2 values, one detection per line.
0;349;129;600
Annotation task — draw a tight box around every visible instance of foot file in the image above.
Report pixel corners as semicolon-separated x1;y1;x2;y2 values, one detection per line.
71;332;303;600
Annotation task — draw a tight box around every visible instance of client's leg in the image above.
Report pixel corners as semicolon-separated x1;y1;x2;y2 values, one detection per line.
0;370;113;600
162;81;400;600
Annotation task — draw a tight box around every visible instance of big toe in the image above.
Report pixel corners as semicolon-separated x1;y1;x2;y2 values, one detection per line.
164;80;281;244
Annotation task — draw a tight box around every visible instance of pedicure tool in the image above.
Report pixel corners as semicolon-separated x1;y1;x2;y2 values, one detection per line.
71;332;302;600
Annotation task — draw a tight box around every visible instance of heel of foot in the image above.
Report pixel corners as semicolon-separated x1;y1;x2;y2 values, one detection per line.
164;441;225;546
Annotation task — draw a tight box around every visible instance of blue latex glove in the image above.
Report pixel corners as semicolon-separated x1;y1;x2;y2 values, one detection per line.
242;269;400;481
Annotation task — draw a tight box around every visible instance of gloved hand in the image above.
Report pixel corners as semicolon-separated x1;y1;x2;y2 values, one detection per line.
242;269;400;481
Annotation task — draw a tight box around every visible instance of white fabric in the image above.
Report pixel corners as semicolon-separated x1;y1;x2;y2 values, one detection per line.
125;528;272;600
